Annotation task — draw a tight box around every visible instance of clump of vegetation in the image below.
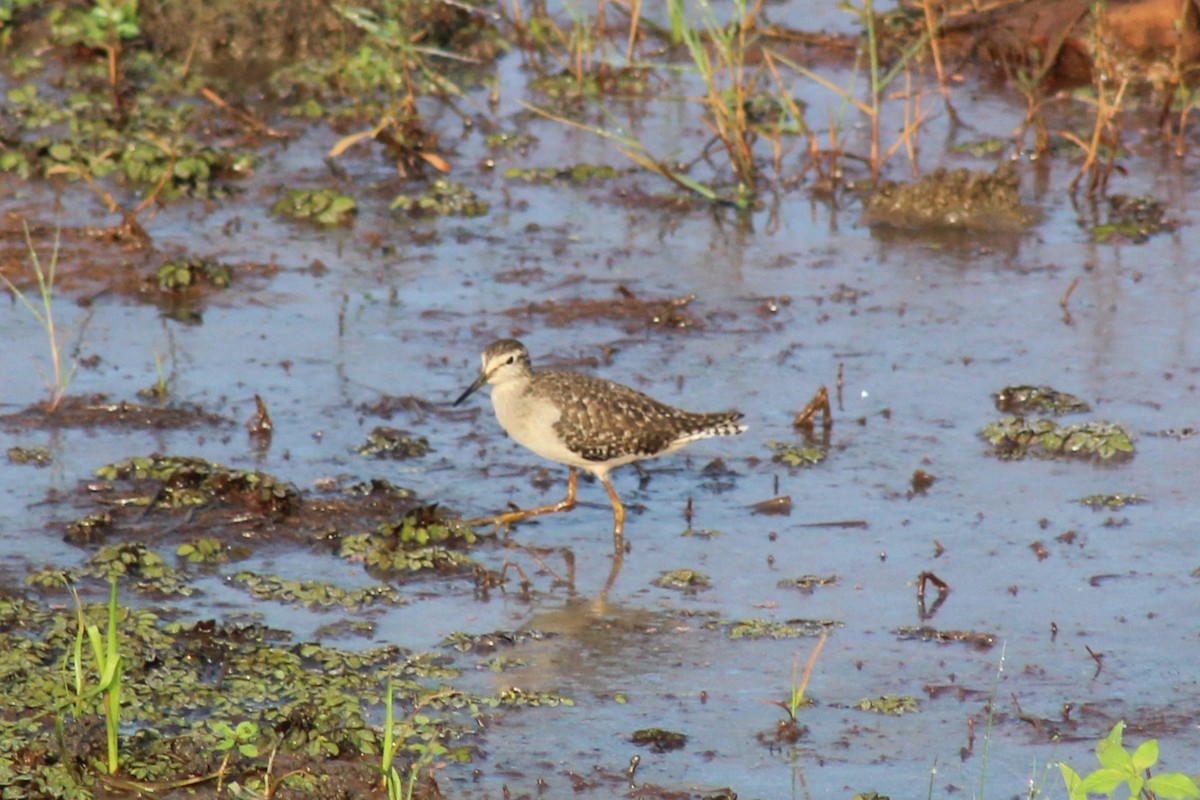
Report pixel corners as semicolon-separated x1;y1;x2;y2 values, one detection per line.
176;535;236;564
0;583;503;797
1078;493;1148;510
895;625;995;648
631;728;688;752
1087;195;1175;243
855;695;919;715
706;618;841;640
777;575;839;592
390;180;488;217
493;687;574;708
655;569;712;592
337;506;484;575
96;454;302;518
272;188;357;226
230;572;406;611
994;385;1090;416
503;163;620;184
862;166;1033;230
27;542;194;596
6;445;52;466
156;257;234;291
980;418;1135;461
2;5;252;227
356;427;431;460
441;629;554;654
64;511;114;545
767;441;827;468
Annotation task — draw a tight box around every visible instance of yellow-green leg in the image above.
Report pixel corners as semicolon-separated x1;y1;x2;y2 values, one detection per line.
600;475;625;551
464;467;578;528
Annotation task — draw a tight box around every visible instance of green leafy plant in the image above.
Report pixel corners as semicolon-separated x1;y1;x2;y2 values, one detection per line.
1059;721;1200;800
771;632;827;722
212;719;261;792
175;536;227;564
272;188;358;226
50;0;140;109
980;417;1135;461
141;347;169;405
1;223;79;413
213;720;260;757
62;577;124;774
381;682;451;800
324;1;474;177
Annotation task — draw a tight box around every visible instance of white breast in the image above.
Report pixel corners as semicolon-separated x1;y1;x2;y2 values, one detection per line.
490;381;591;469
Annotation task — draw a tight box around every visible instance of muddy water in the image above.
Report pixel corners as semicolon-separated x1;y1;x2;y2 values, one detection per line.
3;46;1200;800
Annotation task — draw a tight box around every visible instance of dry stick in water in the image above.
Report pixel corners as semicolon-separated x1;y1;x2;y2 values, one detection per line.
1060;276;1081;325
1065;75;1130;196
1169;0;1197;155
920;0;958;124
624;0;641;62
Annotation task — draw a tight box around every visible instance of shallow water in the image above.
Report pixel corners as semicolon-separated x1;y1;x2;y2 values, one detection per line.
2;23;1200;799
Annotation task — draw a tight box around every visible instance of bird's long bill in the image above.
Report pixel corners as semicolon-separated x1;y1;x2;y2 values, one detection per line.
454;372;488;406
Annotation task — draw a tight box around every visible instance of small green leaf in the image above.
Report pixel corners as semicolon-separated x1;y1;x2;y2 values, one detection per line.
1096;728;1133;773
1078;767;1127;795
1058;763;1084;800
1131;738;1159;771
1146;772;1200;799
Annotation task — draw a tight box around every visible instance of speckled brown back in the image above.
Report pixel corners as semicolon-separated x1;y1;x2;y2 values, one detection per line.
531;370;745;464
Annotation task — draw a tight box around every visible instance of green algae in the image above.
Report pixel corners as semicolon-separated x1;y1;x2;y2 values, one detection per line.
64;511;114;545
175;535;236;564
862;165;1034;230
441;629;554;653
655;569;712;592
6;446;51;466
502;163;620;184
1078;493;1149;510
631;728;687;752
481;655;527;672
777;575;840;592
0;586;543;798
1088;195;1175;243
855;695;919;715
27;543;192;597
494;687;574;708
156;257;234;291
707;618;842;640
2;81;250;200
390;179;488;217
980;417;1135;461
271;188;357;226
895;626;996;648
230;571;406;611
338;506;484;575
766;441;828;468
993;385;1091;416
355;427;431;460
95;454;301;518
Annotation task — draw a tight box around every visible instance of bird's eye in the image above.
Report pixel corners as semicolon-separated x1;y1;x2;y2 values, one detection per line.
506;356;515;364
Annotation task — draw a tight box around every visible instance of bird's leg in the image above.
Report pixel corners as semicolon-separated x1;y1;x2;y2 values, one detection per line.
599;475;625;551
462;467;578;529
